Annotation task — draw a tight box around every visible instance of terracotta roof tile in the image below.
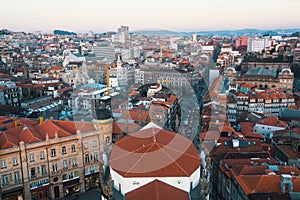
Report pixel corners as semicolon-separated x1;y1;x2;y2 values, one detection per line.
126;180;189;200
110;125;201;178
0;132;19;149
276;145;300;159
257;116;287;127
0;118;99;150
236;175;300;195
112;122;140;135
200;131;220;140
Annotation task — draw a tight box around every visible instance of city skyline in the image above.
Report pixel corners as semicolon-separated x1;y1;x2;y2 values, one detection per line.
1;0;300;33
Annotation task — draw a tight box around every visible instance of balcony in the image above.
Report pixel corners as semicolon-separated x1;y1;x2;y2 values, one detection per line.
51;170;60;175
2;182;8;186
41;172;47;176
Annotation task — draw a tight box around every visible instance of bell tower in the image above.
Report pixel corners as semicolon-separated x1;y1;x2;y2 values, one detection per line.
92;105;113;152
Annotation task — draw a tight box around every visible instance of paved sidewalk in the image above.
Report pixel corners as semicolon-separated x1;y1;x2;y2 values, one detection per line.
57;189;101;200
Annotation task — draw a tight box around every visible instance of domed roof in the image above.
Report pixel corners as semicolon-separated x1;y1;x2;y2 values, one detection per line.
109;123;201;178
94;108;112;120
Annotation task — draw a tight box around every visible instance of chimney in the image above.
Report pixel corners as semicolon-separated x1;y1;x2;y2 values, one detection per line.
39;116;44;123
15;120;20;127
281;174;293;193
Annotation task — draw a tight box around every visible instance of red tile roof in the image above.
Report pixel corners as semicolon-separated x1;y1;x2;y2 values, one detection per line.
200;131;220;140
210;138;264;156
235;174;300;195
110;125;201;178
240;122;254;134
50;120;96;134
112;122;140;135
276;145;300;159
257;116;287;127
0;132;19;149
220;125;235;133
50;66;64;71
240;83;255;88
0;118;97;150
120;109;150;122
126;180;189;200
243;132;265;139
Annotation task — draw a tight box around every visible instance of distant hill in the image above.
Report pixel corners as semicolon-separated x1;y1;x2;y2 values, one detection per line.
0;29;13;35
132;28;300;37
53;29;76;35
291;32;300;37
183;28;300;36
133;29;184;36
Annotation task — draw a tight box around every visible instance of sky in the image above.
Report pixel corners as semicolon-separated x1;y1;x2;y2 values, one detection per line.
1;0;300;33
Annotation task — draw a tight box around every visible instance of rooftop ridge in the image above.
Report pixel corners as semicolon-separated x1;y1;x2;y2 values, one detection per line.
156;142;190;176
125;142;159;176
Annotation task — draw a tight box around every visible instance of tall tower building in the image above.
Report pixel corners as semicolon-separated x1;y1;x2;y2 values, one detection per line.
92;106;113;151
192;33;197;42
117;25;130;43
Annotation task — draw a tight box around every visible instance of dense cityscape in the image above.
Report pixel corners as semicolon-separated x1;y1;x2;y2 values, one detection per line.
0;24;300;200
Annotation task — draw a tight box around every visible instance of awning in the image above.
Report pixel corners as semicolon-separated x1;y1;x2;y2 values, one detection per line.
63;178;80;189
2;186;23;195
31;184;49;192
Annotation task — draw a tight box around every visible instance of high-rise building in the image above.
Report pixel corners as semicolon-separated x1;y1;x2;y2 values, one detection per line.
247;37;271;52
118;25;130;42
93;45;115;61
112;26;130;44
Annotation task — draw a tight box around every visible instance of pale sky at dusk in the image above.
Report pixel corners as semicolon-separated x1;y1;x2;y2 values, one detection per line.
1;0;299;33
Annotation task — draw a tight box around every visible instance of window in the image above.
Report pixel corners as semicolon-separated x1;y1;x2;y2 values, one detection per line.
40;151;45;160
93;140;97;147
52;163;58;172
105;137;110;144
72;158;77;167
71;144;76;153
29;153;35;162
13;158;18;166
2;174;8;186
1;160;6;169
51;149;56;157
63;160;68;170
85;154;90;163
94;153;98;161
31;167;36;178
14;171;20;182
62;146;67;155
41;165;47;175
84;142;88;149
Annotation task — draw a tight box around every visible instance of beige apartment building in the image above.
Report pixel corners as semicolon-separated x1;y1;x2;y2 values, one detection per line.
0;109;112;200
